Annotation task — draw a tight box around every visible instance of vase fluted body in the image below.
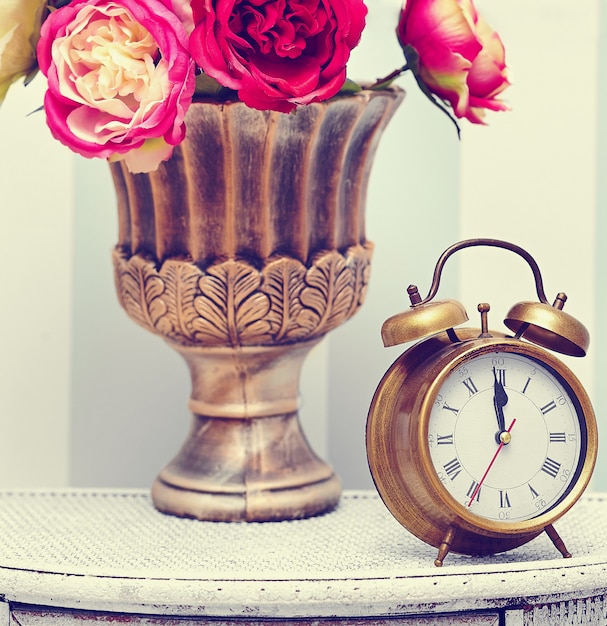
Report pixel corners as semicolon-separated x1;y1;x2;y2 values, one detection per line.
110;88;404;521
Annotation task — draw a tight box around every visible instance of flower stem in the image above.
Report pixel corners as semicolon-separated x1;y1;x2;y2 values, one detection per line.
368;65;409;90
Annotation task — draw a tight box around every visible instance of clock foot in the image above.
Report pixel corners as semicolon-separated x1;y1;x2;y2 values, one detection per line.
545;524;572;558
434;525;457;567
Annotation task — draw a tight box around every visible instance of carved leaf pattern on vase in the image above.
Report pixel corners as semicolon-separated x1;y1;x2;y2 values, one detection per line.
161;259;204;341
300;252;354;337
194;260;273;346
263;257;308;343
113;255;169;334
346;245;373;317
113;243;373;347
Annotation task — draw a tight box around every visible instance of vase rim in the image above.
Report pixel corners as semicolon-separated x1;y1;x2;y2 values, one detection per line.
191;85;405;108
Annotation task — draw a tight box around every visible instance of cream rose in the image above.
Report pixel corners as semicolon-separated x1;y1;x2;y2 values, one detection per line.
36;0;196;172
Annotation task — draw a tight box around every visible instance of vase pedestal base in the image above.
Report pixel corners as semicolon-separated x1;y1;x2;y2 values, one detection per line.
151;413;341;522
150;341;341;522
152;478;342;523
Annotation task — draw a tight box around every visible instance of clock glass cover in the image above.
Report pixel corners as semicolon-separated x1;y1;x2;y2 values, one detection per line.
428;349;586;523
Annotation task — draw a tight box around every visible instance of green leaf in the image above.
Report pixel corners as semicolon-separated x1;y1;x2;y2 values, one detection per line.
24;67;39;87
339;78;363;94
401;45;419;73
194;74;225;97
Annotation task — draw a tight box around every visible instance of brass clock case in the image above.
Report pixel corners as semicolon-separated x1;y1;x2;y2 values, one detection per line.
366;328;598;558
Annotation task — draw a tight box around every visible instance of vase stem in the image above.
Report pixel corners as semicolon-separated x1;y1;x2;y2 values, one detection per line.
151;338;341;521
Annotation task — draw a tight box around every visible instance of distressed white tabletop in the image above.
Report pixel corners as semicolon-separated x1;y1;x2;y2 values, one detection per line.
0;489;606;618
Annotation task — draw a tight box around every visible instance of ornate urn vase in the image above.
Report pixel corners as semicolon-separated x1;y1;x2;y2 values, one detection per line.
110;88;403;522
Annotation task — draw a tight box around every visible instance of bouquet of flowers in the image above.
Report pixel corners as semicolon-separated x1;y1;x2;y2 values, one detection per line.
0;0;509;173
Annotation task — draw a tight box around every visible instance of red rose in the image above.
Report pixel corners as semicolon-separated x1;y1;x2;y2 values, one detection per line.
189;0;367;113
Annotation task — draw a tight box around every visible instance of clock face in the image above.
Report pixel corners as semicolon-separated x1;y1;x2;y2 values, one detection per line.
427;349;587;523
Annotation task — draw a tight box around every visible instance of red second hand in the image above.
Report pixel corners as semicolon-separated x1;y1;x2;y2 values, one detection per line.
467;418;517;507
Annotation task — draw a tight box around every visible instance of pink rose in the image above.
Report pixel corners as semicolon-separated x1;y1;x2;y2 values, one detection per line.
167;0;195;34
189;0;367;114
36;0;196;172
397;0;509;124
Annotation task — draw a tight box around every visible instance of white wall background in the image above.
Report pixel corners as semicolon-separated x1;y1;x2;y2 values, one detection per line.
0;0;604;493
0;78;73;486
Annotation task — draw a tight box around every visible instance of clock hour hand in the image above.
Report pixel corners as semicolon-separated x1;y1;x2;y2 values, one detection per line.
493;367;508;439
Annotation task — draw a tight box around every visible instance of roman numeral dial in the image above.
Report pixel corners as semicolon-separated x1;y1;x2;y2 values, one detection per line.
428;350;585;523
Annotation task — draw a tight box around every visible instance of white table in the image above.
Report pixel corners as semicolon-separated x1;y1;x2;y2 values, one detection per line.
0;489;606;625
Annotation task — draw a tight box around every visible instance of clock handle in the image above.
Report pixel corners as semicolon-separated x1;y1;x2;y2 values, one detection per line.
419;238;549;306
381;237;589;354
416;238;589;357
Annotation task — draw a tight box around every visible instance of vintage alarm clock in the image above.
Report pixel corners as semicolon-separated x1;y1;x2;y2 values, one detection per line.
366;238;598;566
